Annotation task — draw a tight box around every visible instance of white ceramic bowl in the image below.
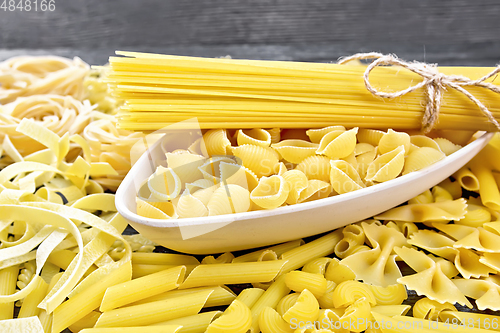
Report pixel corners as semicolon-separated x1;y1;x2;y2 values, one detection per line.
116;132;493;254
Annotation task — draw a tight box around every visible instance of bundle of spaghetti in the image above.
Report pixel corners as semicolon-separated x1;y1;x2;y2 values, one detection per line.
0;55;89;104
106;51;500;132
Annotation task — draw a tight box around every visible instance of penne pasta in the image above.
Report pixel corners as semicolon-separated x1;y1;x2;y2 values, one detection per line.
0;265;19;320
150;311;222;333
179;260;286;289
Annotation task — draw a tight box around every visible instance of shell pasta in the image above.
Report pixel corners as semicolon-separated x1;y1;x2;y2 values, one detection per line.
135;126;456;220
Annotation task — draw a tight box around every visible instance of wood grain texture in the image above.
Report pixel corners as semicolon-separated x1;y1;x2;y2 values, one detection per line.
0;0;500;65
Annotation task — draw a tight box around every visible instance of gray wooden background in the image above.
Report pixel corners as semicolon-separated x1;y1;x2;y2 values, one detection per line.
1;0;500;66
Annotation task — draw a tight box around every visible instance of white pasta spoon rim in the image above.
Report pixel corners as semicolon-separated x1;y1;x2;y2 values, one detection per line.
116;132;494;229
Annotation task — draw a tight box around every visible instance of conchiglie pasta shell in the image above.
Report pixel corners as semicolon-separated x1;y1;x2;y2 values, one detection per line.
250;175;290;209
198;156;239;183
378;129;411;155
188;137;209;157
356;146;377;179
207;184;251;216
354;143;375;156
316;127;358;159
357;128;385;146
266;128;281;144
219;161;259;191
231;144;279;178
136;198;177;219
176;189;208;218
434;138;462;155
185;178;214;193
365;145;405;183
298;180;332;203
330;160;365;194
147;166;182;201
203;129;231;156
271;139;319;164
192;184;219;206
296;155;331;182
166;152;205;184
410;135;442;151
282;170;308;204
137;179;152;200
403;147;445;175
237;129;271;147
306;126;346;143
276;162;288;176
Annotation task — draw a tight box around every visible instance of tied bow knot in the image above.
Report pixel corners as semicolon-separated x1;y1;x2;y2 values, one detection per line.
339;52;500;133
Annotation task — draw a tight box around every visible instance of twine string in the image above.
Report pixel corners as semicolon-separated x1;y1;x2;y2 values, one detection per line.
338;52;500;133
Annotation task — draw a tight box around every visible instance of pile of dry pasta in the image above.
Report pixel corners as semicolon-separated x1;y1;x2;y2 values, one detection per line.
1;53;500;333
107;51;500;132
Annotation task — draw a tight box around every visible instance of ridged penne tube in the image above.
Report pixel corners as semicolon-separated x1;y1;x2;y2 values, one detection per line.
365;145;405;183
280;229;343;274
100;266;186;312
282;170;308;205
131;253;199;266
80;326;183;333
302;257;332;275
316;127;358;159
176;189;208;218
276;293;300;317
250;275;290;333
271;139;319;164
203;129;231;156
317;280;337;309
403;147;445;175
306;126;346;143
219;162;259;191
434;137;462;155
67;311;102;332
130;286;235;309
147;166;182;201
150;311;222;333
330;160;365;194
334;238;362;259
412;297;456;321
453;166;480;191
136;198;178;219
206;184;250;216
237;129;272;147
282;289;320;325
198;156;238;183
378;129;411;155
205;299;252;333
179;260;286;289
235;288;265;308
18;277;49;318
232;239;304;263
130;264;196;279
469;159;500;211
368;284;407;306
166;151;205;184
52;262;132;333
95;289;213;328
295;155;331;182
0;265;19;320
297;179;331;203
250;175;289;209
285;271;327;298
231;144;279;178
332;280;377;308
